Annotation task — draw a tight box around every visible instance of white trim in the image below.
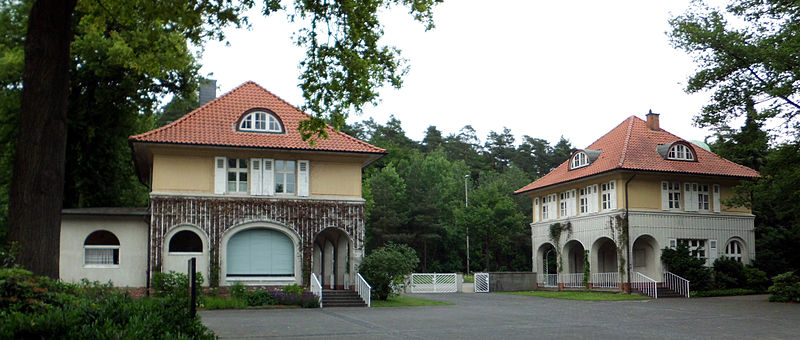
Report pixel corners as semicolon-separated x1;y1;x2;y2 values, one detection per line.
239;111;283;133
219;221;302;286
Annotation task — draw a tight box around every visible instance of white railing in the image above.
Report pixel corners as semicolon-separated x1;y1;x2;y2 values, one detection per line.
664;271;690;298
540;273;558;288
310;272;323;308
559;273;584;288
410;273;458;293
355;273;371;308
592;272;620;289
632;272;657;299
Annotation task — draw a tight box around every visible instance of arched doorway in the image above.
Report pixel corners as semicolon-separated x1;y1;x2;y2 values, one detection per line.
313;228;352;290
631;234;660;279
591;237;618;273
563;240;585;274
537;243;558;287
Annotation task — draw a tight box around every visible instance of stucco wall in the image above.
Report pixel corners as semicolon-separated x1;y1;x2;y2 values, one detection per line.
59;215;149;287
149;145;366;199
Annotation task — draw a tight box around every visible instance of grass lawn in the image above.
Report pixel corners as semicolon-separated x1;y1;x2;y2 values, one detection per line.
503;291;651;301
371;295;454;307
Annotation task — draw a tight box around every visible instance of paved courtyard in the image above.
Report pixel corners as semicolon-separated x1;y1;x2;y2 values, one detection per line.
200;293;800;339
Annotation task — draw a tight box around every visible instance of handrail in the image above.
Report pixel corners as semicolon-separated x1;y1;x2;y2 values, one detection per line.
310;272;323;308
356;273;372;308
632;272;658;299
664;271;690;298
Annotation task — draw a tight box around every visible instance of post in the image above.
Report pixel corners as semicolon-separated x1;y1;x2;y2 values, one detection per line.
464;174;470;274
188;257;197;318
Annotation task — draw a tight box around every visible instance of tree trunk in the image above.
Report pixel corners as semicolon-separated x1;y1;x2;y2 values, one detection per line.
8;0;77;278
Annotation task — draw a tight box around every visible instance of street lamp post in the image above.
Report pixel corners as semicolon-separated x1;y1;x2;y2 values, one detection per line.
464;174;470;274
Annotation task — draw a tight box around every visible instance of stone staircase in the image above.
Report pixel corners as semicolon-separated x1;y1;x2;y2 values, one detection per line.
656;283;685;298
322;289;367;307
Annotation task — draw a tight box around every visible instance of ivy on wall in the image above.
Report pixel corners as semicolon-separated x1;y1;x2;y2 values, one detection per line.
549;221;572;273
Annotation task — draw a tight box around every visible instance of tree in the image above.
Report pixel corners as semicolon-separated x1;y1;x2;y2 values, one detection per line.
421;125;443;153
8;0;440;277
484;127;516;173
363;165;409;251
669;0;800;130
358;242;419;300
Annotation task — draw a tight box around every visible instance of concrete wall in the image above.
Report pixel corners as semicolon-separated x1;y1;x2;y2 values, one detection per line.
489;272;538;292
60;215;148;287
161;224;210;286
149;145;368;199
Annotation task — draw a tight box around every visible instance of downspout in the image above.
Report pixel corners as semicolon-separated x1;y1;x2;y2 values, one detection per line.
624;174;636;294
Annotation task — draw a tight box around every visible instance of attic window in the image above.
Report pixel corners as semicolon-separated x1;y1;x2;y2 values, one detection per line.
571;152;589;169
239;111;282;133
667;143;695;161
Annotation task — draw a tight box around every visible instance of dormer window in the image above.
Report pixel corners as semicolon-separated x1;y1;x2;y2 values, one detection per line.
571;152;589;169
239;111;283;133
667;143;695;161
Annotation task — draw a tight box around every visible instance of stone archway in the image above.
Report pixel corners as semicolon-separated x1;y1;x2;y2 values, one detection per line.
563;240;585;274
313;228;352;290
591;237;618;274
632;234;660;279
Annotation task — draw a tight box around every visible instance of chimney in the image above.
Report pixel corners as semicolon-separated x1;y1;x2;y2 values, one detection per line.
199;79;217;105
646;109;660;131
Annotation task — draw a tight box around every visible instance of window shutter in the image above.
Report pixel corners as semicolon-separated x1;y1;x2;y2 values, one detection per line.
263;159;275;196
713;184;721;213
214;157;226;194
592;184;599;213
250;158;262;195
669;239;677;249
661;181;669;210
298;160;310;197
534;198;540;222
569;189;577;216
709;239;718;265
609;181;617;209
684;183;695;212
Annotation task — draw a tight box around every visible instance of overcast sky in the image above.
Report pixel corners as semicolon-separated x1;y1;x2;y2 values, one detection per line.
199;0;714;148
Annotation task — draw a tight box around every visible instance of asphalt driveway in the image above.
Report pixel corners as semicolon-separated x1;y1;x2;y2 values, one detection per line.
200;293;800;339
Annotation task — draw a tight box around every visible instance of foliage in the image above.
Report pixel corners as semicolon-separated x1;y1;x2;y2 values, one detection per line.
0;268;215;339
504;291;650;301
712;257;747;290
661;243;712;291
0;241;20;268
151;271;204;304
228;281;248;300
282;283;304;296
245;290;277;307
548;222;572;272
201;296;247;310
768;271;800;303
691;288;759;298
370;295;453;307
359;242;419;300
744;265;771;292
582;250;591;289
462;274;474;283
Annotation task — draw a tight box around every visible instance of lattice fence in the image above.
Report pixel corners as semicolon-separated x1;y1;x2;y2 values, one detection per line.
474;272;489;293
410;273;458;293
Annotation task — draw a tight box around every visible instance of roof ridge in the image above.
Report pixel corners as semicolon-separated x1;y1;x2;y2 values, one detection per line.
130;81;255;140
617;115;637;167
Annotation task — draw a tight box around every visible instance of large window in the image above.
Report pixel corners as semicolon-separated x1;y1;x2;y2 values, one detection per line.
84;230;120;266
274;160;296;194
169;230;203;253
541;194;557;221
662;181;681;210
601;181;616;211
725;240;743;263
227;228;294;277
698;184;710;211
667;144;695;161
239;111;282;133
227;158;248;193
679;239;706;259
579;184;598;214
571;152;589;169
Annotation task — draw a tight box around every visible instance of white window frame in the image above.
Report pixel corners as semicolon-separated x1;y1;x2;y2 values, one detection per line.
83;231;121;267
274;160;297;195
698;184;710;212
725;239;744;263
239;111;283;133
679;239;707;260
560;192;568;217
667;143;695;161
600;181;616;211
661;181;681;210
579;187;589;214
227;158;249;194
571;152;589;169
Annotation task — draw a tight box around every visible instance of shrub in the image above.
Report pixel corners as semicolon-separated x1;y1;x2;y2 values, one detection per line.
282;283;303;296
691;288;758;297
245;290;277;306
744;266;770;292
359;242;419;300
712;257;746;289
270;290;320;308
229;282;248;300
0;268;215;339
768;271;800;302
202;296;247;310
152;270;204;303
661;243;712;290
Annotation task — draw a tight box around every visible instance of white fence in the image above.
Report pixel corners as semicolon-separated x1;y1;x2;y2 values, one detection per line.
474;273;489;293
591;272;620;289
559;273;584;288
663;271;690;298
632;272;658;298
356;273;372;307
540;273;558;288
310;273;323;308
410;273;458;293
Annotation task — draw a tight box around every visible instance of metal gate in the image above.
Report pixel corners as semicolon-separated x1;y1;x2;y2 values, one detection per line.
410;273;458;293
474;272;489;293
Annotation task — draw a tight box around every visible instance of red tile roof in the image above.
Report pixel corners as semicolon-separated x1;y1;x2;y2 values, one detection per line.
130;81;386;154
515;116;759;195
